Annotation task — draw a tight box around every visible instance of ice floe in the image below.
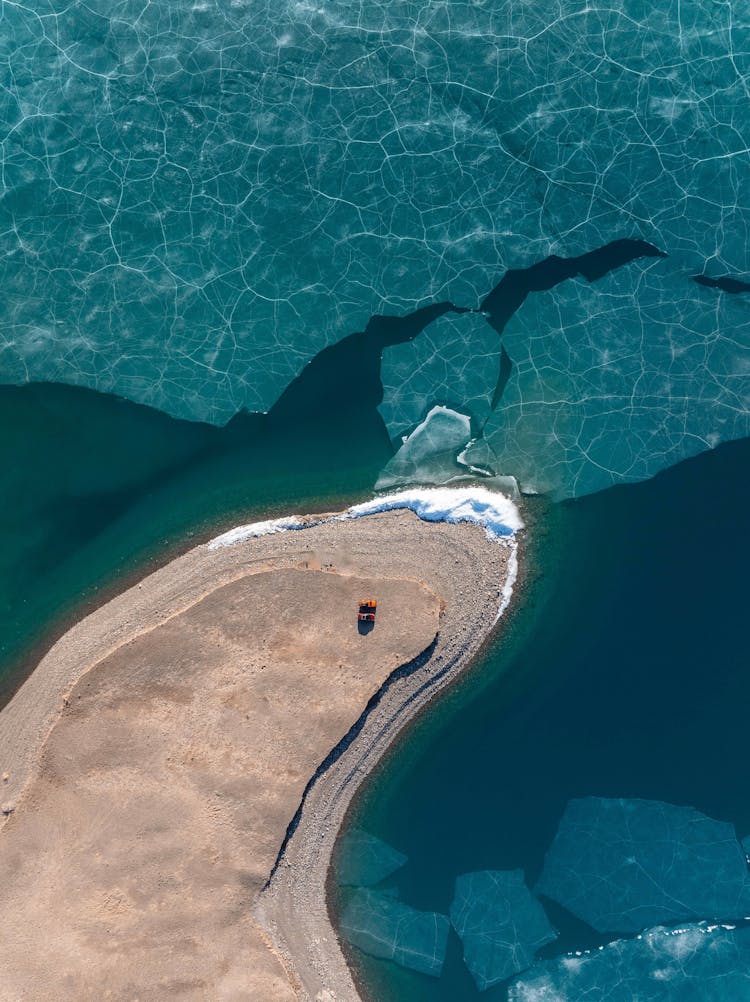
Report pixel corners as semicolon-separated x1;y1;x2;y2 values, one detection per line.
536;798;750;934
335;829;407;888
375;405;521;497
508;922;750;1001
375;405;475;490
450;869;557;990
340;888;450;977
379;312;499;437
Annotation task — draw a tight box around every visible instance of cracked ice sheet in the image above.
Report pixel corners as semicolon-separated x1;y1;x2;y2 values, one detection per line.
484;258;750;498
340;888;450;977
379;255;750;499
536;798;750;935
379;312;499;436
508;923;750;1002
2;2;750;430
451;870;558;991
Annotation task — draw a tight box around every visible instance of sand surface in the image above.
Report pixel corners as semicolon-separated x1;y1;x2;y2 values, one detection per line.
0;509;513;1001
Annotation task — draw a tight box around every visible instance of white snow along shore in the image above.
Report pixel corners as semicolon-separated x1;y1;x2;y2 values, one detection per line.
208;486;523;550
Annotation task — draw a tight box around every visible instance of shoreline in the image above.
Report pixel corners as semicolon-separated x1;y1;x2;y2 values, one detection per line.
0;489;370;711
325;532;531;1000
0;490;520;1000
254;497;520;1000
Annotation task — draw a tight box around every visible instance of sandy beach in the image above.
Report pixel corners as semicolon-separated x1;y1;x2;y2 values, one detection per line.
0;503;515;1001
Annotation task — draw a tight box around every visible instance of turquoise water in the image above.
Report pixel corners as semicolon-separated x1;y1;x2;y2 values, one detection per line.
0;378;385;697
1;1;749;998
1;0;750;497
334;437;750;999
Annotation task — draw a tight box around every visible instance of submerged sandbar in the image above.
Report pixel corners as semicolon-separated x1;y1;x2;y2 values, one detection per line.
0;499;517;1000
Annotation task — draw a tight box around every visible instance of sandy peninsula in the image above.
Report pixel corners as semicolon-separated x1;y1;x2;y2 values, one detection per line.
0;498;517;1001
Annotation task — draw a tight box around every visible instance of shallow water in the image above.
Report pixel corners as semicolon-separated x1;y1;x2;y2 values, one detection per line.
0;379;385;700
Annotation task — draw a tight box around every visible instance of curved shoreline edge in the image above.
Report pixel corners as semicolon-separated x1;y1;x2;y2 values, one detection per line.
259;611;516;1002
250;491;521;1001
0;488;520;1001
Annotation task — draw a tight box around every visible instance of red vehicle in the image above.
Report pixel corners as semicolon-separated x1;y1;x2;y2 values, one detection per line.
358;598;377;623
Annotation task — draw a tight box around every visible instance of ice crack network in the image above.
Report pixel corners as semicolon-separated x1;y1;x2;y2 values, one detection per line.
1;0;749;496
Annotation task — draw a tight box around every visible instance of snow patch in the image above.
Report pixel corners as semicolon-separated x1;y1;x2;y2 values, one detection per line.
208;515;309;547
345;487;523;540
210;487;522;551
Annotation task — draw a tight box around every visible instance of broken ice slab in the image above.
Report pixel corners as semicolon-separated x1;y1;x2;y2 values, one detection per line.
483;259;750;500
508;922;750;1002
450;869;558;990
335;828;407;888
340;887;450;977
375;405;472;490
536;798;750;934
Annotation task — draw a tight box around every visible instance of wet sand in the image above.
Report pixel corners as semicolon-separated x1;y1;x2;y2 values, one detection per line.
0;509;513;1000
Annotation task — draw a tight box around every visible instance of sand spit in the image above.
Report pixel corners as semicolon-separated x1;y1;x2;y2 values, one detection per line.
0;507;514;1001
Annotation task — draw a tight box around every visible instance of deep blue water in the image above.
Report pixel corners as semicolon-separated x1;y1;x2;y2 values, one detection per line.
0;3;748;995
336;436;750;1000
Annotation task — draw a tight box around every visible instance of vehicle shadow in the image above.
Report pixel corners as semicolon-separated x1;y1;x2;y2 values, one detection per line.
357;619;375;636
